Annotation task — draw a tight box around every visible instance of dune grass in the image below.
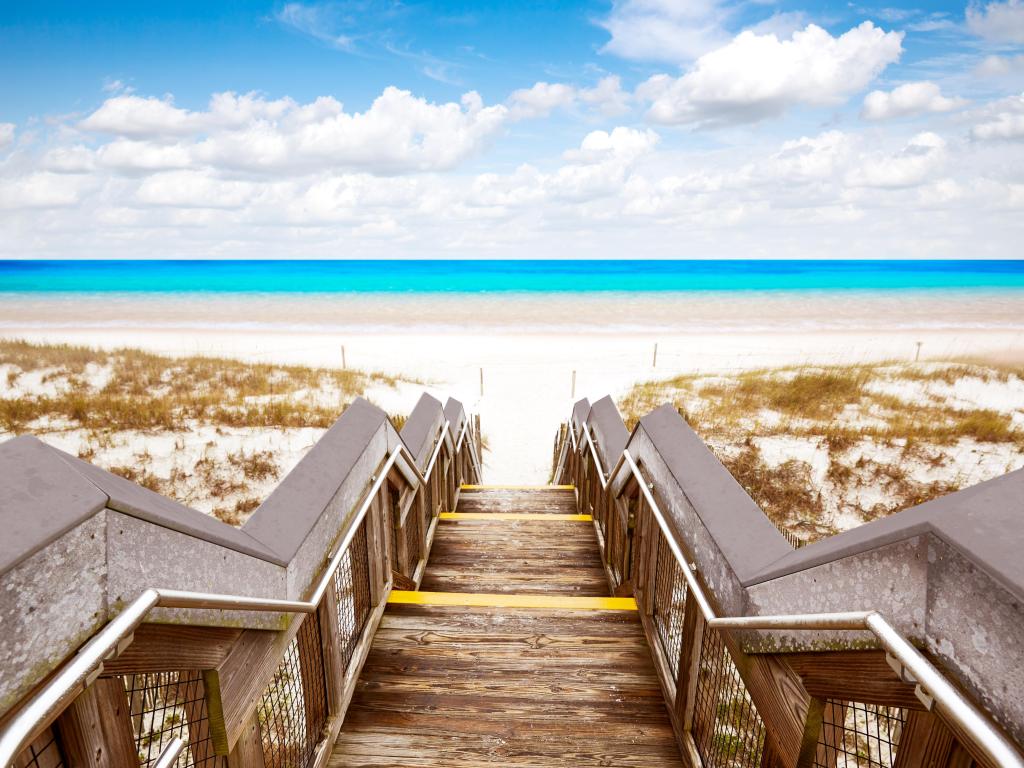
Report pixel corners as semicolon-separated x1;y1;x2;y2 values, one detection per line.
1;339;414;527
0;339;402;433
618;360;1024;542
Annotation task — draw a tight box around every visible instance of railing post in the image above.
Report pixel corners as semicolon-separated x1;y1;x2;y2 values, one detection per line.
55;678;139;768
676;588;706;733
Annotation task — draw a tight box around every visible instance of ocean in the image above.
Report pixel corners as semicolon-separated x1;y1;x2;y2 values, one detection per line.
2;260;1024;294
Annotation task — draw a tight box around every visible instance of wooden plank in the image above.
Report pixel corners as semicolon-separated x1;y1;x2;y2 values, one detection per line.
205;622;299;754
814;700;847;768
739;651;812;768
56;678;139;768
784;650;925;710
99;624;242;676
331;604;680;767
893;710;955;768
226;715;265;768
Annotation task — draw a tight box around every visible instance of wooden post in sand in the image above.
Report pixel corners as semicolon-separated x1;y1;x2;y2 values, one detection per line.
652;343;658;368
571;370;576;398
915;341;922;362
479;367;484;397
342;345;347;369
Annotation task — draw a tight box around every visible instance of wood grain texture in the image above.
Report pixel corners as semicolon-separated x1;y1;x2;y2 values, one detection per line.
331;487;682;767
99;624;242;676
420;489;606;596
331;605;680;767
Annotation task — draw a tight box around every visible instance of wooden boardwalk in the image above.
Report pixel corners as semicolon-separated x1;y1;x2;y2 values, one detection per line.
330;488;681;767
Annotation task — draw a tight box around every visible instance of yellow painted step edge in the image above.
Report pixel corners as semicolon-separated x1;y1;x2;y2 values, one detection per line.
388;590;637;611
460;484;575;491
440;512;592;522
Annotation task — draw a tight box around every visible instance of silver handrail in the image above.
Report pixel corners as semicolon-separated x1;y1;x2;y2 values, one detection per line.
574;420;1023;768
0;414;477;766
152;737;186;768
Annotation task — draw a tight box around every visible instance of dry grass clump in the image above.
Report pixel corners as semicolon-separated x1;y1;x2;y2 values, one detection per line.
618;360;1024;543
0;339;403;433
1;339;414;528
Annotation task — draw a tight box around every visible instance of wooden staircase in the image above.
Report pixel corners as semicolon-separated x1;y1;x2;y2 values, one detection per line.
329;487;680;767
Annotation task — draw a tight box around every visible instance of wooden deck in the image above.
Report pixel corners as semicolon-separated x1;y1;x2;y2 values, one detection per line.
330;488;681;767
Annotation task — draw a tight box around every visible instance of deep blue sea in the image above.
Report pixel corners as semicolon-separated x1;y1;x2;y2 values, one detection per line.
1;260;1023;294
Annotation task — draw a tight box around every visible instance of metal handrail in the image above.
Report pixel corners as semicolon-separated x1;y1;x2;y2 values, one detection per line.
573;420;1023;768
152;737;186;768
0;414;478;766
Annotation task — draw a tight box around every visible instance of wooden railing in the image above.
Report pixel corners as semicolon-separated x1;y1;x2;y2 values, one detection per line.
553;403;1024;768
3;399;481;768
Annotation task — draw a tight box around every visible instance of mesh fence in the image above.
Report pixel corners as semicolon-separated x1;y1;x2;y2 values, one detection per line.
12;726;65;768
692;627;766;768
333;516;373;671
814;700;908;768
652;535;689;680
122;672;221;768
257;618;328;768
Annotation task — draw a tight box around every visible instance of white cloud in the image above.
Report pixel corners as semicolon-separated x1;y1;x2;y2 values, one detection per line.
862;82;967;120
639;23;903;126
846;132;946;188
508;82;577;119
971;93;1024;140
967;0;1024;43
579;76;633;117
597;0;731;63
0;123;14;151
507;77;632;119
274;2;355;50
974;54;1024;77
6;83;1024;259
135;170;259;209
0;172;92;210
79;88;509;173
79;95;202;138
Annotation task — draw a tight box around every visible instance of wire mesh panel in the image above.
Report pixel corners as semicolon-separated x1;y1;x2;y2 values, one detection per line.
692;627;766;768
257;618;328;768
12;726;65;768
652;535;689;680
814;700;908;768
332;516;372;671
122;672;221;767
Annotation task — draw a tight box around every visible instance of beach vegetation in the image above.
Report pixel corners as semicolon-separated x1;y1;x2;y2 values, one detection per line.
618;360;1024;543
0;339;413;527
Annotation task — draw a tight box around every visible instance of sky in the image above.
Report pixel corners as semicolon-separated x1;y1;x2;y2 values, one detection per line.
1;0;1023;259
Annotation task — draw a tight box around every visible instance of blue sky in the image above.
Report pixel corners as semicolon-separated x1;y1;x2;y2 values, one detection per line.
1;1;1023;258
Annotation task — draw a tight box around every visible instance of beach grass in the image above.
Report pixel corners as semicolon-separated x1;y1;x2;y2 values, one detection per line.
1;339;412;526
0;339;401;432
618;360;1024;542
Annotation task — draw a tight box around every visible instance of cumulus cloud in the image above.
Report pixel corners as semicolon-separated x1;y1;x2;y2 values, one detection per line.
861;82;967;120
597;0;734;63
974;54;1024;77
507;77;631;119
967;0;1024;43
0;123;14;151
78;88;509;174
846;132;946;188
579;76;633;117
508;82;577;119
639;23;903;127
971;94;1024;140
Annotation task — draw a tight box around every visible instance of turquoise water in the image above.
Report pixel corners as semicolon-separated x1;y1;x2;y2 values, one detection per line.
1;260;1023;294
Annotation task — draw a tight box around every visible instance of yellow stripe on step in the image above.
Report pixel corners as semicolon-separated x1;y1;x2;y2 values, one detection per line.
387;590;637;611
460;484;575;491
440;512;592;522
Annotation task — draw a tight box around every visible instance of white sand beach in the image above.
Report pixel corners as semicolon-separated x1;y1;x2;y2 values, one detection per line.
2;291;1022;484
